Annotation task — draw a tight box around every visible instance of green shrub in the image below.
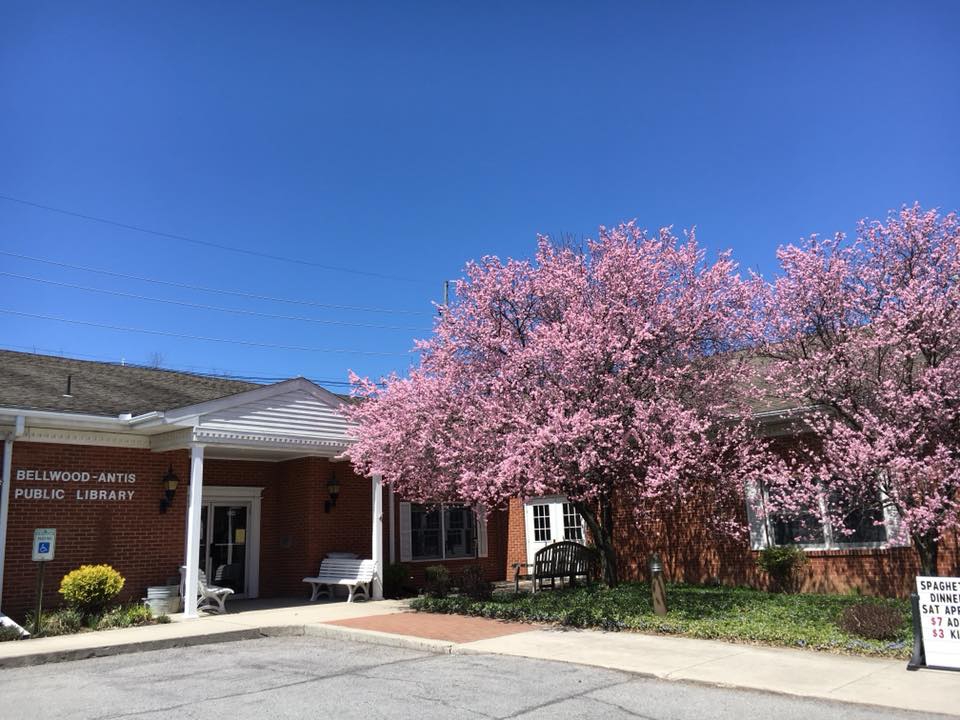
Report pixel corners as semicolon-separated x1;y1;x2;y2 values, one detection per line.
96;604;154;631
24;608;84;637
838;602;905;640
756;546;808;593
382;563;413;599
0;626;24;642
60;564;125;615
423;565;451;598
459;565;493;601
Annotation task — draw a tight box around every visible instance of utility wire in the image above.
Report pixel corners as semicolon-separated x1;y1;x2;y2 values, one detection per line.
0;192;419;283
0;309;416;356
0;271;431;332
0;250;431;315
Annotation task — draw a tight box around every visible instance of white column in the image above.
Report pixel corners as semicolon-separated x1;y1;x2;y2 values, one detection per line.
183;444;205;618
0;435;14;608
388;484;396;564
371;473;384;600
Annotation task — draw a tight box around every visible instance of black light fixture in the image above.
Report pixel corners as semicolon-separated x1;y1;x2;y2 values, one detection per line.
324;470;340;513
160;465;179;513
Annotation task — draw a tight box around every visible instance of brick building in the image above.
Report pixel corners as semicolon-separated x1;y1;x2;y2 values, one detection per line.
1;350;953;622
0;351;506;622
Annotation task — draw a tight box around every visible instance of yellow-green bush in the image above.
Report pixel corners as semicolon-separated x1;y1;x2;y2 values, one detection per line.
59;564;125;615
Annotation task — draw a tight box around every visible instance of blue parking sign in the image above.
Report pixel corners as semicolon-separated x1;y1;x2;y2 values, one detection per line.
32;528;56;561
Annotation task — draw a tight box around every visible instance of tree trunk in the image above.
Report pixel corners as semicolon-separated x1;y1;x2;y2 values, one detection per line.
574;499;619;587
913;533;939;576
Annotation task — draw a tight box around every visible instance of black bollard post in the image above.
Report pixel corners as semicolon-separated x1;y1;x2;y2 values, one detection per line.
906;592;925;671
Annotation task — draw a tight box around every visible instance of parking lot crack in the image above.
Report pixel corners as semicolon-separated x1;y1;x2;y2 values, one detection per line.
88;653;440;720
501;677;635;718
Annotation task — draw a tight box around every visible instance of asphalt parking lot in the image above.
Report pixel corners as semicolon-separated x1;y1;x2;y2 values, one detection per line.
0;636;947;720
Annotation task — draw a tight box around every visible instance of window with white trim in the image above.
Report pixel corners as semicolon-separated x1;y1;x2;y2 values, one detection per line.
532;504;551;542
410;504;475;561
751;479;896;550
562;502;583;541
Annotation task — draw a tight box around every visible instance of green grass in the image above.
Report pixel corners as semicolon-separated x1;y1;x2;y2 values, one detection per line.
410;582;913;658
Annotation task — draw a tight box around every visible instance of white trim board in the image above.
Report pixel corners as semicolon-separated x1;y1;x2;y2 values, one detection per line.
200;485;263;599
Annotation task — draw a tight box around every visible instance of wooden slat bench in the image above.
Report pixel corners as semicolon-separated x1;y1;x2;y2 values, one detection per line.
513;541;597;593
303;558;376;603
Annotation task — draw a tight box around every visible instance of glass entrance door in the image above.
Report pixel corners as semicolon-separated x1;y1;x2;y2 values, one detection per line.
198;503;249;595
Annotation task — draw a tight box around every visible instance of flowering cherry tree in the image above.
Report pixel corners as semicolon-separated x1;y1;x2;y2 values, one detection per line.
759;205;960;576
348;224;770;585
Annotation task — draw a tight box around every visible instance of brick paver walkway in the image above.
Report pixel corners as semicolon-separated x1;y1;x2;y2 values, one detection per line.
325;611;537;643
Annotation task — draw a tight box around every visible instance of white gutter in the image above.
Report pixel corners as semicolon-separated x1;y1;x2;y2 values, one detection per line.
0;415;25;609
749;404;823;424
0;407;129;429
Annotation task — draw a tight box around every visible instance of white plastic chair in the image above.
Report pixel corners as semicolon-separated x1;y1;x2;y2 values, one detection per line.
181;566;234;614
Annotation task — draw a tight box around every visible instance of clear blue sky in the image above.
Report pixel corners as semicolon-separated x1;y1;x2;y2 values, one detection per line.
1;1;958;389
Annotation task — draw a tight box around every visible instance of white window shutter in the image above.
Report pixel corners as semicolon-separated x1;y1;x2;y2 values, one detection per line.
476;508;488;558
399;502;412;562
881;487;908;547
743;480;769;550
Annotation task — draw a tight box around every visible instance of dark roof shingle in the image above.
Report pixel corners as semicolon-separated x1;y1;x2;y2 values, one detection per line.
0;350;258;416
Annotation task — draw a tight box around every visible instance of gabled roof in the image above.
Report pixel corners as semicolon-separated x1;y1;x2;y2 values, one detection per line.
0;349;262;416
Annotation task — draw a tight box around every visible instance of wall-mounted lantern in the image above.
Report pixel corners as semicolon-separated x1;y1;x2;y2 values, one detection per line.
160;465;179;513
324;471;340;513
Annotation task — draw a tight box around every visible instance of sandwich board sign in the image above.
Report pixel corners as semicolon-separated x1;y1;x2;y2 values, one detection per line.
32;528;56;562
916;576;960;670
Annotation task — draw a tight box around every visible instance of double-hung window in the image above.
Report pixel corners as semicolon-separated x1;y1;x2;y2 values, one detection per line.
562;502;584;541
749;479;896;550
406;503;479;561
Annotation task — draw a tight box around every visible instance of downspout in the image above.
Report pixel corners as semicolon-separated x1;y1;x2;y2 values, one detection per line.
0;415;25;609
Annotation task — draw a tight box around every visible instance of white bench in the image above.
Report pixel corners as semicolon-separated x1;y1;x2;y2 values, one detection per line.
303;558;375;603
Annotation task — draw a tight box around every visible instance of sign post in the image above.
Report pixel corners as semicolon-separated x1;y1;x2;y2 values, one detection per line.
911;576;960;672
31;528;56;636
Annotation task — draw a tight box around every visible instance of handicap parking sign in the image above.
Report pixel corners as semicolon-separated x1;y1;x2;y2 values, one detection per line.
32;528;56;561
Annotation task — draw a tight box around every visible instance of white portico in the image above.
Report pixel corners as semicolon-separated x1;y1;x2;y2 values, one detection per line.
130;378;385;617
0;370;386;619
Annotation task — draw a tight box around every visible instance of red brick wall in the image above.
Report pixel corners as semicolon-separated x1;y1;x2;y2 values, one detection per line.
1;442;190;622
505;498;527;578
384;492;510;587
611;498;959;598
0;442;384;621
501;491;959;598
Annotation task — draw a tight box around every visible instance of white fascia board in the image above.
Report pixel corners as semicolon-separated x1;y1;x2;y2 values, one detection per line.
749;404;823;424
0;406;129;431
160;377;347;424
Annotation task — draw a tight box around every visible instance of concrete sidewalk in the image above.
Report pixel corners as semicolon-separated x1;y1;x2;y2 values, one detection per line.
1;601;958;717
457;627;960;717
0;598;407;667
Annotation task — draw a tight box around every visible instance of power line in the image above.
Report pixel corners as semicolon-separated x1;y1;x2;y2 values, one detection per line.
0;271;431;332
0;344;358;387
0;309;416;356
0;250;432;315
0;192;419;283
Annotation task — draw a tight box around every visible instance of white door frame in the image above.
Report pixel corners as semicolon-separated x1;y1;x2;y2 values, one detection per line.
201;486;263;599
523;496;585;564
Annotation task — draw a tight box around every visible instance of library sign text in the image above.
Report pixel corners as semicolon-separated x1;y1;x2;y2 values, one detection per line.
14;469;137;502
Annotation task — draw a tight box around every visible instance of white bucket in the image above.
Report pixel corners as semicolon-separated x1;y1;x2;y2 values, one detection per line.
143;590;180;616
146;585;179;599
